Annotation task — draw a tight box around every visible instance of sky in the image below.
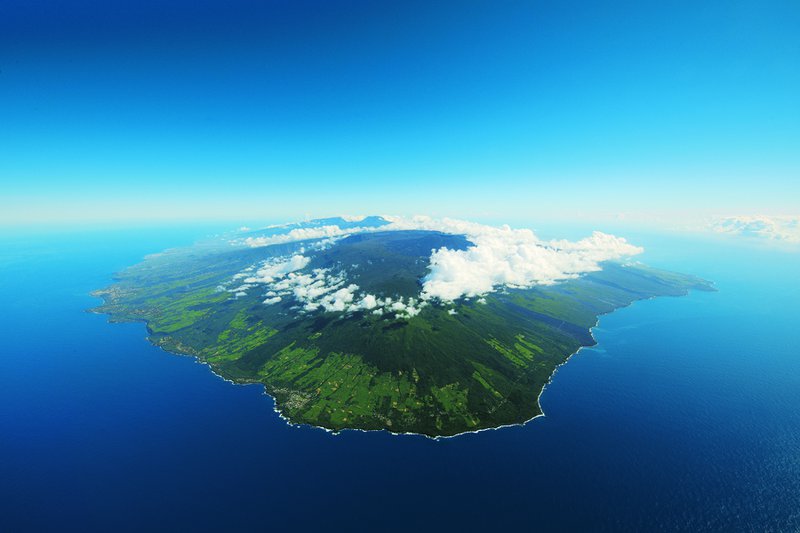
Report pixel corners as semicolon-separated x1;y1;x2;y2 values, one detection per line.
1;0;798;226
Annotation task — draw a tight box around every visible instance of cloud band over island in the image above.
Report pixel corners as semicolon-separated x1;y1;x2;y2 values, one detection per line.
226;216;644;318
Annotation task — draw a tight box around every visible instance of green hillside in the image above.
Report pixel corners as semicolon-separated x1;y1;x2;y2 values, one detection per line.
91;229;713;437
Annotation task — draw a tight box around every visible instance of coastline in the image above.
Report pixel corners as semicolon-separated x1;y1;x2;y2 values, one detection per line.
88;284;712;441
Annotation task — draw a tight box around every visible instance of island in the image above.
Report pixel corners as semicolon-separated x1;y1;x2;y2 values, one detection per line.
91;216;714;437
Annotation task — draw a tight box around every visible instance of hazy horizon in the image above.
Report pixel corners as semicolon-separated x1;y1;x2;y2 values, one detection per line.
2;0;798;226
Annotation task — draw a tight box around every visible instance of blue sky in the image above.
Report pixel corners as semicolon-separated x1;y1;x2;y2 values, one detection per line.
1;0;798;225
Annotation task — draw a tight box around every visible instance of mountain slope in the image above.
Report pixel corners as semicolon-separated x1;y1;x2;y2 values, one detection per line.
91;224;714;436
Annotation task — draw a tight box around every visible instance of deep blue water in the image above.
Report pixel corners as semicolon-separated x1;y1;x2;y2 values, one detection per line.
1;226;799;532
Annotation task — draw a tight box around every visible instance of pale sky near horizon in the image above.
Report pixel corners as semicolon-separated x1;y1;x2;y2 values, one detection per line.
1;0;798;226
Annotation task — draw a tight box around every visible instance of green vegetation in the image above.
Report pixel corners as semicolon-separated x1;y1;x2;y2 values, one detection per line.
91;230;714;437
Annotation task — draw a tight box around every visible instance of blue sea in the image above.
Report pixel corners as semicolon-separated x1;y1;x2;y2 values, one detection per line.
1;225;799;531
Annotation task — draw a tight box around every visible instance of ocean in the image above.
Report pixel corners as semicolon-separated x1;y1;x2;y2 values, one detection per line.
1;225;798;531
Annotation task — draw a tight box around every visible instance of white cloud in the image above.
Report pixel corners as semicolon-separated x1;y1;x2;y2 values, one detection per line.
356;294;378;310
324;285;358;312
243;255;310;284
404;305;421;318
244;225;354;248
417;223;643;302
245;266;363;314
711;215;800;243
